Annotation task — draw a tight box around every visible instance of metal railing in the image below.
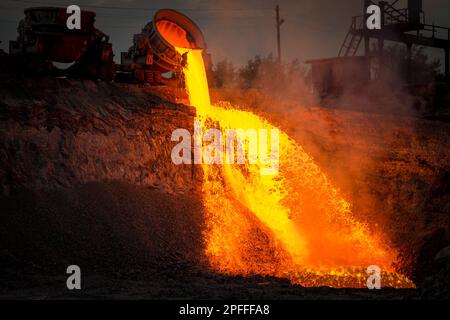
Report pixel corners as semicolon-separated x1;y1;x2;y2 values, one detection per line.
420;24;450;41
384;8;409;25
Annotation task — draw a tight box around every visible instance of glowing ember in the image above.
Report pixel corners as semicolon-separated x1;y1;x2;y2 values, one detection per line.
175;46;414;288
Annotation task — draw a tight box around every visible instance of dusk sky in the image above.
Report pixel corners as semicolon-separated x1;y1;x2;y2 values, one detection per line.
1;0;449;67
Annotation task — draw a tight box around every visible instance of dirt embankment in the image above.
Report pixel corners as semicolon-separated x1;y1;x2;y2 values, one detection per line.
0;76;207;287
0;76;200;195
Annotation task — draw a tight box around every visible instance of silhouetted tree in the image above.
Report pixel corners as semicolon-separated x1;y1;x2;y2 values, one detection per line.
238;55;263;89
372;44;441;84
212;59;236;88
238;54;292;92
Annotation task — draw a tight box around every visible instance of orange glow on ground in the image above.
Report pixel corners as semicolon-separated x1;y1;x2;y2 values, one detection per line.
175;46;415;288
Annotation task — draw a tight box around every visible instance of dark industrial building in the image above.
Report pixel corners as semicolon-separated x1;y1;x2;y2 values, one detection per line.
307;0;450;98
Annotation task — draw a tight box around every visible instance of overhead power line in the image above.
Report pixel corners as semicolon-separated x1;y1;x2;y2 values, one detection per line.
1;0;345;37
7;0;273;12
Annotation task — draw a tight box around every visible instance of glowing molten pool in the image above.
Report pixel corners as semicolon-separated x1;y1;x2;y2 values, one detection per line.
174;45;414;288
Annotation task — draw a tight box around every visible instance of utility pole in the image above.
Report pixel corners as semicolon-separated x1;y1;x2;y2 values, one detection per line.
276;5;285;64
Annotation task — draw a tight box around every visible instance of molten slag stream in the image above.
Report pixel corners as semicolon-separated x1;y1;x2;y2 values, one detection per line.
176;48;414;288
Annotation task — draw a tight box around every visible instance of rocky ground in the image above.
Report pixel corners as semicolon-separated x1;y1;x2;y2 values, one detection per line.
0;182;418;300
0;76;449;299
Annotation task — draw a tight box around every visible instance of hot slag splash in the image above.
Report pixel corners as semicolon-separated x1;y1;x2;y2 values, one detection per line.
176;47;414;288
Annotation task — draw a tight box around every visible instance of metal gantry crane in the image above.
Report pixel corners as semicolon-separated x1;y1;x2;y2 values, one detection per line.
339;0;450;79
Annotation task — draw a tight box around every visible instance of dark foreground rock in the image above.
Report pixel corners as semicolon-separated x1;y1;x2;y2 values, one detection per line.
0;181;417;300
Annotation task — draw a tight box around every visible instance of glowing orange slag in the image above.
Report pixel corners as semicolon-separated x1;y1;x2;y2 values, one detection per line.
175;45;414;288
